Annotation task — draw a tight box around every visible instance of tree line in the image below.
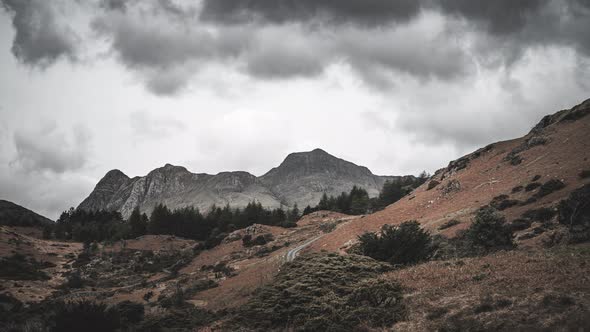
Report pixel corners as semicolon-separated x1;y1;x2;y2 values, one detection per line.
45;202;300;247
302;173;428;216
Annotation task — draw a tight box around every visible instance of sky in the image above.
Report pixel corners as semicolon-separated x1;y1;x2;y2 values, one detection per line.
0;0;589;219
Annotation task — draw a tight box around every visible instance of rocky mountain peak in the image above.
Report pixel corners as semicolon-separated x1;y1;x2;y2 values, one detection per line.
78;149;410;218
265;148;373;181
101;169;129;183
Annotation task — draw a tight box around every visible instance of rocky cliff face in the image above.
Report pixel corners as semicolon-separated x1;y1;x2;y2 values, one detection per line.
78;149;413;218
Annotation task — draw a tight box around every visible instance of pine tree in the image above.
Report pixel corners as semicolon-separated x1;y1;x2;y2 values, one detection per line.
148;204;171;235
128;207;147;238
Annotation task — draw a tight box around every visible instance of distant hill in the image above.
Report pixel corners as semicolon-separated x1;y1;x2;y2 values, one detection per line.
78;149;414;218
0;200;53;226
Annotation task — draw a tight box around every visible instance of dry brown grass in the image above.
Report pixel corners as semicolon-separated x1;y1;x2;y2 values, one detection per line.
389;244;590;331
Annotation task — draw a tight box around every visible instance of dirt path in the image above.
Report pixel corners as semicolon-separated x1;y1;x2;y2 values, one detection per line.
285;235;323;262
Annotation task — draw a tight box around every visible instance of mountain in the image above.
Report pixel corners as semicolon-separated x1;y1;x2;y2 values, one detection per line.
78;149;413;218
0;200;53;226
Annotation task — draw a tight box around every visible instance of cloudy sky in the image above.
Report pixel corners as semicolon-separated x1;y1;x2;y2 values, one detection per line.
0;0;589;219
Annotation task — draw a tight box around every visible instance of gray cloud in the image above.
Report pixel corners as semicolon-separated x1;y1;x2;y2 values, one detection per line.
90;2;472;94
1;0;78;67
129;111;186;137
436;0;590;60
200;0;422;26
4;0;587;96
436;0;547;35
11;124;91;174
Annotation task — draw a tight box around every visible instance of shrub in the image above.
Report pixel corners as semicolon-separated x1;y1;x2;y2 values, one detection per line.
138;306;216;330
359;221;434;265
506;219;533;232
0;254;50;281
319;222;337;233
511;185;524;193
466;207;514;252
212;262;234;277
519;196;538;206
241;234;252;246
143;291;154;302
113;301;144;327
242;233;274;247
490;195;520;211
525;182;542;192
427;180;441;190
345;279;405;327
438;219;461;230
228;253;401;331
558;184;590;242
52;301;120;332
522;207;556;223
280;221;297;228
63;271;84;289
535;179;566;198
579;170;590;179
508;154;523;165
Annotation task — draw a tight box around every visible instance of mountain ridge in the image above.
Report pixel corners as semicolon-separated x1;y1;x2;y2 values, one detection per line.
0;200;53;226
78;149;414;218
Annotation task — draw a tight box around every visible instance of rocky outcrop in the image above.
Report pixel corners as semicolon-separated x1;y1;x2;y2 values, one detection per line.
78;149;413;218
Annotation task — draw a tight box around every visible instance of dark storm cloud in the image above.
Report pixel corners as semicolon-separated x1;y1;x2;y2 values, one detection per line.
100;0;128;12
1;0;78;66
11;125;91;174
436;0;547;35
200;0;422;26
5;0;587;95
435;0;590;58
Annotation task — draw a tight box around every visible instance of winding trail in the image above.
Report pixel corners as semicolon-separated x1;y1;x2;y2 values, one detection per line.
285;235;323;262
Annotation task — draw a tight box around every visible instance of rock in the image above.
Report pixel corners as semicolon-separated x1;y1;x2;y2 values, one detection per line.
441;180;461;194
223;231;242;243
427;180;440;190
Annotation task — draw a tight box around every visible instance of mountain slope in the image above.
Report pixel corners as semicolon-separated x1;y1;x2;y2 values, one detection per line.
0;200;53;226
78;149;412;218
309;98;590;253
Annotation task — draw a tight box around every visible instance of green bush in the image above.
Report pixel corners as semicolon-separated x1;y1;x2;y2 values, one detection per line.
522;207;556;223
359;221;434;265
535;179;566;198
490;195;520;211
0;254;50;281
228;253;401;331
558;184;590;242
466;207;514;252
512;185;524;193
438;219;461;230
525;182;542;192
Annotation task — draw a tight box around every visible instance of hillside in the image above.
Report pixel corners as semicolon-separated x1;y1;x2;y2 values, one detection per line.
0;200;53;227
309;98;590;253
78;149;412;218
